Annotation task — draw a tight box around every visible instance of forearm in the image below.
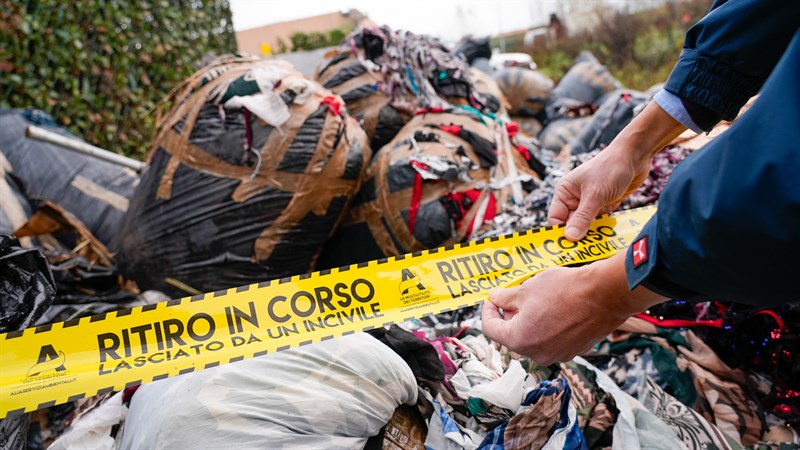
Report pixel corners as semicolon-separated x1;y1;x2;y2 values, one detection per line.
604;101;686;165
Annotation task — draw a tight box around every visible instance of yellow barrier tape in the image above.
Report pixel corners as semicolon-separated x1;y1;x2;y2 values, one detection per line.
0;206;655;418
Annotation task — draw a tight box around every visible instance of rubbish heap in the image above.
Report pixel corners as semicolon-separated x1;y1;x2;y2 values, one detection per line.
0;26;797;450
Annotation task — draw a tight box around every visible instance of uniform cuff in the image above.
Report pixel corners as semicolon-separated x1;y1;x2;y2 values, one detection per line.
625;213;704;301
664;48;761;122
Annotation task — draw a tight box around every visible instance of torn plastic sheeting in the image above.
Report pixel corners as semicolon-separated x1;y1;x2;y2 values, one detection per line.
0;110;138;248
0;235;55;333
13;201;143;323
0;235;55;450
117;56;370;297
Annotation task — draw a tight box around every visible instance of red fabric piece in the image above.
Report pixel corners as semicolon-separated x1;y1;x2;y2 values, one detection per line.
415;106;447;115
438;124;462;136
515;144;531;161
320;96;342;116
464;190;497;235
408;162;428;234
122;385;140;405
634;313;724;329
445;190;497;236
506;121;519;138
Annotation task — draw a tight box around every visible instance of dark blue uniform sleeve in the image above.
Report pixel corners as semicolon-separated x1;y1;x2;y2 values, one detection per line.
626;31;800;306
665;0;800;123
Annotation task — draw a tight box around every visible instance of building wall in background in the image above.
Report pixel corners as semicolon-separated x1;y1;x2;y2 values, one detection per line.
236;10;365;55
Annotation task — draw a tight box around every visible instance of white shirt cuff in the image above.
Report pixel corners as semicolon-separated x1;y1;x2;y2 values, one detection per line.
653;89;703;133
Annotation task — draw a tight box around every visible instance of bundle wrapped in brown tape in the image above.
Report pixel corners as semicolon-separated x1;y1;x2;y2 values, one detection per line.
450;68;510;115
494;67;553;118
117;56;370;296
317;108;542;268
538;116;593;154
315;26;503;153
550;51;622;106
315;51;411;153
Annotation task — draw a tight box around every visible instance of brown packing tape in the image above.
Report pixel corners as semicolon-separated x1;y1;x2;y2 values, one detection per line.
253;113;370;263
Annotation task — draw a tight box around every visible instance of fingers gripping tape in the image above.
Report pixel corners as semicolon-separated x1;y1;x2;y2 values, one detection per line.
0;206;655;418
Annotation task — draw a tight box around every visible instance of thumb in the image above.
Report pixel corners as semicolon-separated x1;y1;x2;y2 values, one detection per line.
481;300;513;344
565;194;603;241
488;287;520;310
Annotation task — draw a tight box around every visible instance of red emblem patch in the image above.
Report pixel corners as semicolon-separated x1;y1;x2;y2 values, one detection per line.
632;236;648;267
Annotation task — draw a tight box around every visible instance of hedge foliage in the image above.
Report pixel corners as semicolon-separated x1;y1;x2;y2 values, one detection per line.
0;0;237;159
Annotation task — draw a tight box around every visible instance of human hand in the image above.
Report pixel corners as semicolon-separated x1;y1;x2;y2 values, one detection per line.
548;147;651;241
481;252;666;364
548;102;686;241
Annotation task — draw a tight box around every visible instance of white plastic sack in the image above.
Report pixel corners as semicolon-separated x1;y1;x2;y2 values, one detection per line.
118;333;417;449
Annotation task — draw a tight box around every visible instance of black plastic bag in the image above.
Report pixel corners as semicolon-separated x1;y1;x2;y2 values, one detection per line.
0;235;56;450
117;58;369;296
0;110;138;248
567;90;648;155
550;52;622;106
0;235;55;333
455;37;492;65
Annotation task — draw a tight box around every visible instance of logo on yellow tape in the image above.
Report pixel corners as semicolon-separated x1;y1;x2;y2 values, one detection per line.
0;206;655;418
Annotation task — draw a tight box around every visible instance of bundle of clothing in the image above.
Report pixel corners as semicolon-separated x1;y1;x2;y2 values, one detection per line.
317;107;545;269
315;26;505;151
116;56;370;297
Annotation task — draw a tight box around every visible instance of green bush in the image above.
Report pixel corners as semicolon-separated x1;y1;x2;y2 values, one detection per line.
0;0;236;160
289;27;351;52
524;0;712;90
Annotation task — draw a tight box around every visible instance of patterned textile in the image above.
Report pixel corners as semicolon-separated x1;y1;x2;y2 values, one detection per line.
477;378;588;450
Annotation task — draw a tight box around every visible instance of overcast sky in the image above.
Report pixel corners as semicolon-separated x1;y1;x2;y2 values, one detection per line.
229;0;572;42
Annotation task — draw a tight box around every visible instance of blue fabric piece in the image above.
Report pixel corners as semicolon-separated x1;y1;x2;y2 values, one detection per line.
439;402;462;436
653;90;702;133
628;30;800;306
664;0;800;121
477;378;588;450
477;422;507;450
564;417;588;450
